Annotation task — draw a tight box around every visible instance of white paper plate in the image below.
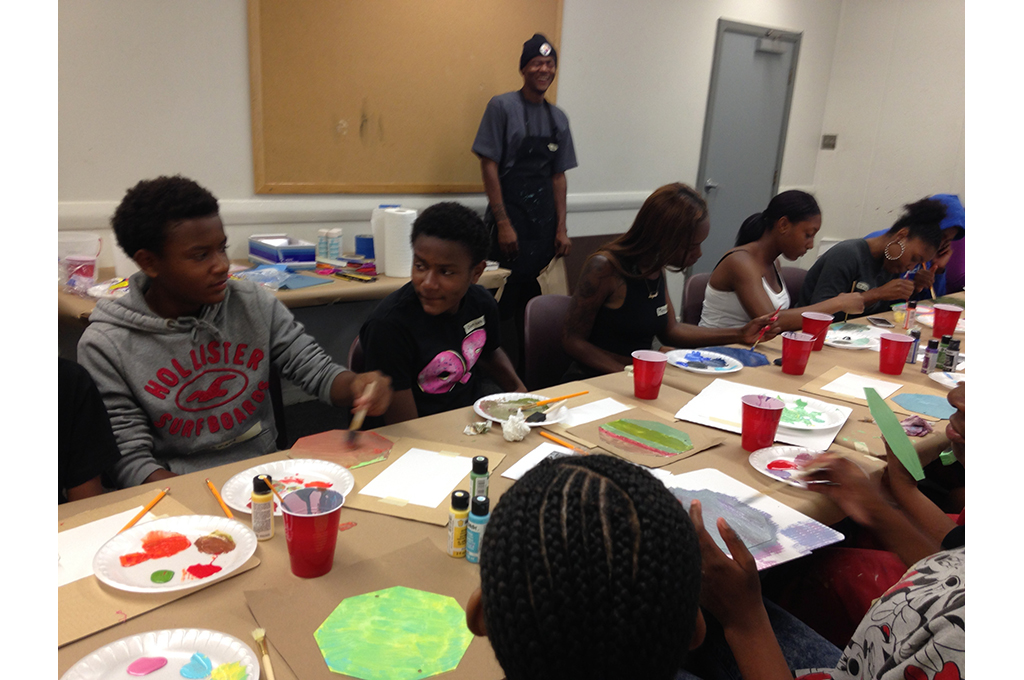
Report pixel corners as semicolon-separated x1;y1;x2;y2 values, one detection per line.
824;325;880;350
665;349;743;374
60;628;259;680
775;395;846;431
473;392;568;427
928;371;966;389
221;458;355;516
749;446;823;488
92;515;257;594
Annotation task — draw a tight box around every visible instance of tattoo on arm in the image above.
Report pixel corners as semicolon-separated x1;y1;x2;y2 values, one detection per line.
492;203;508;222
564;257;617;337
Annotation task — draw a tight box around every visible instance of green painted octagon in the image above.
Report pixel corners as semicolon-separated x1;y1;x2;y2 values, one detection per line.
315;585;473;680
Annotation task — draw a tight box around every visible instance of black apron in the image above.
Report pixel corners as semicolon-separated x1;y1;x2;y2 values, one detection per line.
485;93;559;284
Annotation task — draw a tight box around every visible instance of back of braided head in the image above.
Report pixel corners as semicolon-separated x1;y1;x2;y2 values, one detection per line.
479;454;701;680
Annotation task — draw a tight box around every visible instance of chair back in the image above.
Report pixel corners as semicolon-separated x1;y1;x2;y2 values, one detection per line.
780;266;807;302
524;294;573;391
681;272;711;325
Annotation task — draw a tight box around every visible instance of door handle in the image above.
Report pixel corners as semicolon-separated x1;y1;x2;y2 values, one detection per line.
704;178;719;192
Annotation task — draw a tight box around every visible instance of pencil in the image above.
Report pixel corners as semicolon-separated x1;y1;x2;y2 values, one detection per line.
539;430;588;454
119;487;170;533
205;478;234;519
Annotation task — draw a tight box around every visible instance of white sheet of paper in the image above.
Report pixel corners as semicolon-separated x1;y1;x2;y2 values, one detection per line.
502;442;576;481
358;448;473;508
562;397;630;428
57;507;156;587
674;378;851;450
820;371;902;400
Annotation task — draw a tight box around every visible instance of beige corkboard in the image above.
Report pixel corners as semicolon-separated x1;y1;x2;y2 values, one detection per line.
248;0;564;194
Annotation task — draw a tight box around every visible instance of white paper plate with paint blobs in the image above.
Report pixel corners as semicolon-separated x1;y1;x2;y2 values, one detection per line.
665;349;743;374
221;458;355;517
59;628;259;680
749;446;822;488
92;515;257;594
473;392;568;426
775;395;846;431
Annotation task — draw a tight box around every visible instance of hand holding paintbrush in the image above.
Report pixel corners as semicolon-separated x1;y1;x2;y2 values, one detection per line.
749;305;783;351
346;381;375;446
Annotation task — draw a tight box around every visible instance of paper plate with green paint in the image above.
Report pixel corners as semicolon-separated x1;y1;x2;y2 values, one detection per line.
473;392;567;426
824;323;881;350
59;628;259;680
774;395;845;431
315;586;473;680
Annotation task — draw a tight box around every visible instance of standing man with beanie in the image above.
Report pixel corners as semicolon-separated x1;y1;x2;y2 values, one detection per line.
472;33;577;374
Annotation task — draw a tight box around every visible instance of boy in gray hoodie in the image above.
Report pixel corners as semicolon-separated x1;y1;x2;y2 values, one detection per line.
78;176;392;487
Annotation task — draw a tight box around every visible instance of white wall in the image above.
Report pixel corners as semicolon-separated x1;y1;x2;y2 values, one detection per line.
58;0;964;311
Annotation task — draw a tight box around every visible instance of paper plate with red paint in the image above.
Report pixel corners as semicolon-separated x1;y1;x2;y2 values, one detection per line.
59;627;259;680
221;458;356;517
748;446;823;488
92;515;257;593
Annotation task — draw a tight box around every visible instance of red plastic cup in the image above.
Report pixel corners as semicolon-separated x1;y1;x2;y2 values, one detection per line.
740;395;785;452
780;332;815;375
632;350;668;399
878;333;914;375
801;312;833;351
281;487;345;578
931;304;963;339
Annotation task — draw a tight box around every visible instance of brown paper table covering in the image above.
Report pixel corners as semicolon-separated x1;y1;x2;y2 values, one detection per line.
245;539;503;680
59;293;961;678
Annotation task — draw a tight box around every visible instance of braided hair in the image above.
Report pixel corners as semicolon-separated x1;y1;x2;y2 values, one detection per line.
479;454;702;680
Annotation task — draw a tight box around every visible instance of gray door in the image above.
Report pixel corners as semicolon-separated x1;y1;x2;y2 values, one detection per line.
691;20;801;276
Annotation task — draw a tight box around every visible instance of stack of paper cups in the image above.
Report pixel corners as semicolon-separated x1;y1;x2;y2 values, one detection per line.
383;208;417;278
371;204;401;272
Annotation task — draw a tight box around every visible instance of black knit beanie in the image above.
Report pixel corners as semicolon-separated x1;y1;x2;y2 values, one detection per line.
520;33;557;70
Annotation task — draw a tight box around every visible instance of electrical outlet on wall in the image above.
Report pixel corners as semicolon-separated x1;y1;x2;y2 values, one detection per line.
821;134;838;150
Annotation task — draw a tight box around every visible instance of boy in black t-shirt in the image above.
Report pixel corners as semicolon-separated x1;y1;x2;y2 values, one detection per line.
360;203;526;423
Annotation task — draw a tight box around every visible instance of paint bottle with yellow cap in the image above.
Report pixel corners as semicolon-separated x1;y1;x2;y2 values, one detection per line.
447;490;470;558
251;475;275;541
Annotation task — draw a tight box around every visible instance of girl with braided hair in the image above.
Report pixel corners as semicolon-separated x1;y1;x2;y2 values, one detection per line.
466;453;706;680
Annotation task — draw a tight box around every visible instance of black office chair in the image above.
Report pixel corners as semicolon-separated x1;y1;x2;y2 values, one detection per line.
780;266;808;301
348;336;365;373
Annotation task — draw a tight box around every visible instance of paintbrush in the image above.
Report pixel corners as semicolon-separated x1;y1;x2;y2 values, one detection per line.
119;487;170;533
258;474;286;505
347;381;376;446
843;281;858;322
531;390;589;408
526;399;567;423
252;628;276;680
750;305;783;351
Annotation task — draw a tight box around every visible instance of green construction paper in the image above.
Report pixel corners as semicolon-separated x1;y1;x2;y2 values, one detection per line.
939;448;957;466
864;388;925;481
314;585;473;680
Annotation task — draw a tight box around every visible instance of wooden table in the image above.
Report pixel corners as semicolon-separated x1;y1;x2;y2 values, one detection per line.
58;294;963;679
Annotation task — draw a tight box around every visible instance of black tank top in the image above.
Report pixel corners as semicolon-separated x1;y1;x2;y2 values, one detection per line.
587;269;668;358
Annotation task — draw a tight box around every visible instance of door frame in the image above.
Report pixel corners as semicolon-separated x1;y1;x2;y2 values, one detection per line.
696;18;802;201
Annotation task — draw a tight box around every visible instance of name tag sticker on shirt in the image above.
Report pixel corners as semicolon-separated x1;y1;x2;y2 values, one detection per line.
657;305;668;317
855;281;871;292
464;316;486;334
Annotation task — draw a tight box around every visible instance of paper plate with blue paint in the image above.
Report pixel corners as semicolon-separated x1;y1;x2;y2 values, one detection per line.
665;349;743;374
59;628;259;680
824;323;881;350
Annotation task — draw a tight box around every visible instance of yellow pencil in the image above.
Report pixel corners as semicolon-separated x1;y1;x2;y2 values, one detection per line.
119;487;170;533
205;478;234;519
539;430;589;454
